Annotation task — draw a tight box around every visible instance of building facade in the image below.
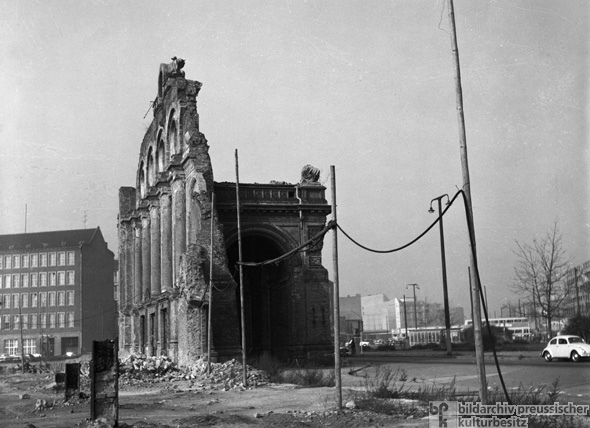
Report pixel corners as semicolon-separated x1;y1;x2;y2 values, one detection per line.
117;58;332;365
0;228;116;357
561;260;590;318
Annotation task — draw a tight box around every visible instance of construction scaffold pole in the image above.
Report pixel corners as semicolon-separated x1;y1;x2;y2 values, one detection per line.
207;192;215;375
235;150;248;387
330;165;342;409
447;0;487;402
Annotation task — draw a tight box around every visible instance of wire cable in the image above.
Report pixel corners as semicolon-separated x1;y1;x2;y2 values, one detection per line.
236;220;335;267
337;190;463;254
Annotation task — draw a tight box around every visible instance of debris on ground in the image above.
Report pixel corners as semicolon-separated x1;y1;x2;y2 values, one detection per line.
118;355;270;391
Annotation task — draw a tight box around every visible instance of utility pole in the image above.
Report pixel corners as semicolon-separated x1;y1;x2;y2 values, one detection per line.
403;295;408;337
447;0;487;402
19;297;25;373
235;150;247;387
330;165;342;409
429;194;452;356
207;193;215;375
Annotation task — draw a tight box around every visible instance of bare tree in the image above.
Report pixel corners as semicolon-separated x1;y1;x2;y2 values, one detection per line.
512;221;572;339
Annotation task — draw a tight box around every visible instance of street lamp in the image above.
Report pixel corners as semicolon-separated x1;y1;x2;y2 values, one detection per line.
406;284;419;331
429;194;452;356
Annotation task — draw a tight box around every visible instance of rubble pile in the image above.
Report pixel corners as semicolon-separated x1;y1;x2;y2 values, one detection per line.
118;355;270;391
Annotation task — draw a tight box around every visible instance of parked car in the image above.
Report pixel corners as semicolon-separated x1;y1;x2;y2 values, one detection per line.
0;354;20;362
359;340;371;347
374;339;385;345
541;335;590;362
25;353;42;361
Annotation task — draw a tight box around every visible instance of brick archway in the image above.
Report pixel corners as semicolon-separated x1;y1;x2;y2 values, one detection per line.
226;231;295;357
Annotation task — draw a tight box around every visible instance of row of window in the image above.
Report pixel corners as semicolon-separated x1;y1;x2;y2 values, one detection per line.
1;271;75;289
0;251;75;270
4;338;38;355
2;291;75;309
2;312;75;330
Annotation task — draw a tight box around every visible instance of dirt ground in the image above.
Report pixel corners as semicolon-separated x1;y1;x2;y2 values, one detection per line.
0;370;428;428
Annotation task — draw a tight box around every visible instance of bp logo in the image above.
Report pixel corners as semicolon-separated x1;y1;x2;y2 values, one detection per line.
429;401;458;428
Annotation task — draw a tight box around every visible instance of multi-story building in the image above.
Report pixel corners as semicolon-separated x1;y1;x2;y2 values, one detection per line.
561;260;590;318
0;228;116;357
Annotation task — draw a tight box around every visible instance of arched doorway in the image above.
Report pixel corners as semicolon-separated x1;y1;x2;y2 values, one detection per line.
226;234;292;358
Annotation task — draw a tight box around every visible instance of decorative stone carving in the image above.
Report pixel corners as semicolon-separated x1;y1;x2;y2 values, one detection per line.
159;57;186;90
300;164;321;184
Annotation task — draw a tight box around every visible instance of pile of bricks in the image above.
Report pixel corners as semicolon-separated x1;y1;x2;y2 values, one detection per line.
118;355;269;390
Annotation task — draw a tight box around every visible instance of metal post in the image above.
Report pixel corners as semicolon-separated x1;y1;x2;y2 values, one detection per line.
447;0;487;402
468;267;474;323
330;165;342;409
403;295;408;337
19;299;25;373
207;193;215;375
430;195;452;356
235;150;247;387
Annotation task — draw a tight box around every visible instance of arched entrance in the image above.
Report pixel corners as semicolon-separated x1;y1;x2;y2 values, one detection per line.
226;233;293;357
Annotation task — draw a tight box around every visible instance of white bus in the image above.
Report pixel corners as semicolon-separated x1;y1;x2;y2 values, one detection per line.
464;317;531;341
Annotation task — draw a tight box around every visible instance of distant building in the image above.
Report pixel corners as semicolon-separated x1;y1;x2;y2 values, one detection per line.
361;294;397;333
0;228;116;357
561;260;590;318
339;294;362;337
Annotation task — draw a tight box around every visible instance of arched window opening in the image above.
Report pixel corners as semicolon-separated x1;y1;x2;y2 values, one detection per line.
167;110;178;156
147;148;156;188
139;164;146;199
157;140;166;173
186;179;201;246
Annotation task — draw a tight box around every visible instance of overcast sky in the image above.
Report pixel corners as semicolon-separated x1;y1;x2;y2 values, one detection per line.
1;0;588;317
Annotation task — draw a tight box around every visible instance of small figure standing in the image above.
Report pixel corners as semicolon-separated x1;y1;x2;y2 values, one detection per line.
349;338;356;356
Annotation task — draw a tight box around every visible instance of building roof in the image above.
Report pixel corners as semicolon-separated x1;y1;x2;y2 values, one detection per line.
0;227;103;252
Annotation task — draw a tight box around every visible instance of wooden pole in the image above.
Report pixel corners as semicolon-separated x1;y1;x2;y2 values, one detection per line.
330;165;342;409
447;0;487;402
207;193;215;375
235;150;247;387
19;301;25;373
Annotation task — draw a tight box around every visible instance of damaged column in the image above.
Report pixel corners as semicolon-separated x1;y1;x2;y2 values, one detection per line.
171;171;186;287
141;212;151;301
160;192;173;292
150;201;161;297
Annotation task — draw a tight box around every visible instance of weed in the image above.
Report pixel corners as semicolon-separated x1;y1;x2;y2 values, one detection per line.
250;352;283;383
281;368;335;387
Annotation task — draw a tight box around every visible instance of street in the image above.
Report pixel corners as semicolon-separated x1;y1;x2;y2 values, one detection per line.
345;352;590;405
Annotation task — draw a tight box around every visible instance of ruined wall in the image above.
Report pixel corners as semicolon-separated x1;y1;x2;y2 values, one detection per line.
118;59;332;364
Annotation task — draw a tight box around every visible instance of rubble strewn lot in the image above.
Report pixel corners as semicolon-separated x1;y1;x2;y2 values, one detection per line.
0;357;425;428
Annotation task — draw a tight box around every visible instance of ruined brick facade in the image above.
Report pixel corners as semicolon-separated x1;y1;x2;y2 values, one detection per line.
117;59;332;364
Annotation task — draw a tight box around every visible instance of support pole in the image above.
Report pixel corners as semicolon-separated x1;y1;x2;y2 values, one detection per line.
403;295;408;337
19;301;25;373
235;150;247;387
447;0;487;402
330;165;342;409
207;193;215;375
436;197;452;356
